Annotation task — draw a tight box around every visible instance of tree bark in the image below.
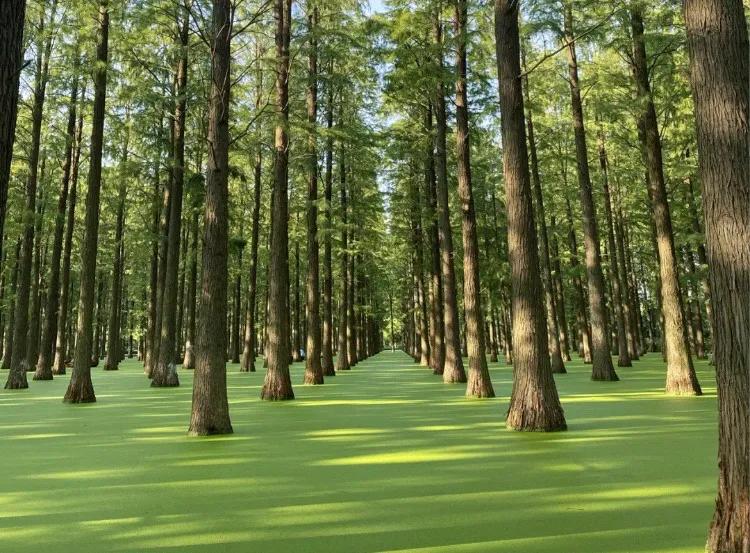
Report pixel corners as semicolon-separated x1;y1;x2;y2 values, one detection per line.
455;0;493;397
63;0;109;403
261;0;295;400
425;105;444;375
188;0;233;433
631;6;700;395
0;0;27;269
684;0;750;549
563;2;617;381
183;202;199;369
321;64;336;377
433;7;465;384
335;148;350;372
495;0;566;431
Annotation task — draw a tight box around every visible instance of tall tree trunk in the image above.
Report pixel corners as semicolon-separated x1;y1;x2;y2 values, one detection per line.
6;0;56;389
154;4;189;387
684;1;750;549
63;0;109;402
631;6;700;395
36;58;79;380
261;0;294;400
495;0;566;431
0;0;27;268
433;6;465;384
565;197;592;364
144;149;161;376
425;105;444;375
522;52;566;375
175;223;188;363
597;132;631;367
53;88;83;376
1;240;21;371
241;151;262;372
26;170;45;370
335;148;350;372
189;0;233;433
563;3;617;381
685;175;712;343
549;223;572;361
183;203;199;369
347;246;357;366
321;64;335;377
231;245;242;364
455;0;493;397
410;170;430;368
103;130;128;371
303;4;323;384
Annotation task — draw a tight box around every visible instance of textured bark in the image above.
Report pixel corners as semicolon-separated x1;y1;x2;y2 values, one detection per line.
26;177;45;370
292;239;302;362
103;134;128;372
613;203;640;360
347;250;357;366
0;0;26;268
425;105;445;375
303;4;323;385
1;240;21;371
597;133;631;367
241;151;262;372
183;204;199;369
144;152;161;376
335;149;349;372
495;0;566;432
321;69;335;377
523;57;566;375
261;0;294;400
684;0;750;549
549;225;572;361
37;63;79;379
231;245;242;364
64;0;109;403
563;3;617;382
6;1;56;389
684;246;706;359
631;6;700;395
565;198;592;364
410;169;430;368
686;176;713;342
153;6;189;388
433;8;465;384
455;0;493;397
189;0;233;434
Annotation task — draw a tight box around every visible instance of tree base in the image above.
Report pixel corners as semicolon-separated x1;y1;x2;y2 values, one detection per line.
5;366;29;389
551;357;567;374
32;366;53;381
506;394;567;432
151;364;180;388
63;373;96;403
490;353;498;363
103;365;119;371
443;361;467;384
591;359;619;381
665;374;702;396
617;357;633;367
466;372;495;398
303;370;324;385
261;369;295;400
52;365;66;375
188;421;234;436
706;492;750;553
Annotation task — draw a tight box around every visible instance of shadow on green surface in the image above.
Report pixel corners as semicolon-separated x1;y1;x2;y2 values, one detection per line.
0;351;716;552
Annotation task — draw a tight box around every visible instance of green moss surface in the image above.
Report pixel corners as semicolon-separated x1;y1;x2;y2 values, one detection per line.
0;351;716;552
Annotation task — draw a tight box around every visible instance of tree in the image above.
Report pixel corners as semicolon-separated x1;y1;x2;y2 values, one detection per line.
64;0;110;403
683;0;749;549
261;0;295;400
563;2;618;382
454;0;493;398
188;0;233;435
495;0;566;431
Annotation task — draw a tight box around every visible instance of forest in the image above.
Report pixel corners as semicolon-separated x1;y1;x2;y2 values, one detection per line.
0;0;747;551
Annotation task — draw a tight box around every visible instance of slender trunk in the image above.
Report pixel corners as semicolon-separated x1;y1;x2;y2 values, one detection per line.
335;148;349;372
549;224;571;361
563;3;617;381
455;0;492;396
495;0;565;431
261;0;294;400
347;247;357;366
425;105;444;375
685;176;712;343
523;51;566;375
231;246;242;364
183;204;199;369
631;6;700;395
189;0;233;433
26;172;45;370
434;6;465;384
597;131;631;367
321;64;335;377
241;151;262;372
566;198;592;364
1;240;21;371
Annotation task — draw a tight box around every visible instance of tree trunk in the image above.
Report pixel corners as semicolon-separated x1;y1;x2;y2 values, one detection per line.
1;240;21;371
523;53;566;375
495;0;566;431
183;203;199;369
103;131;128;372
433;7;465;384
188;0;233;433
37;61;80;379
454;0;493;397
26;171;45;370
347;248;357;366
563;3;617;381
153;5;189;388
321;65;335;377
0;0;27;269
231;245;242;364
63;0;109;403
5;1;56;389
597;132;631;367
631;6;700;395
335;148;350;372
565;198;592;364
549;224;571;361
684;1;750;549
261;0;294;400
